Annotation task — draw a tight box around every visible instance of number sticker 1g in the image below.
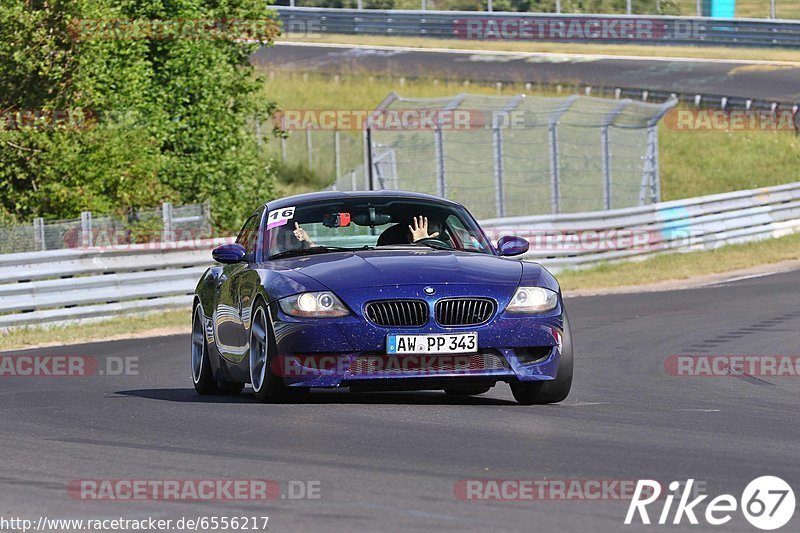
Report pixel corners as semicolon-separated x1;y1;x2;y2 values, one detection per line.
266;206;295;230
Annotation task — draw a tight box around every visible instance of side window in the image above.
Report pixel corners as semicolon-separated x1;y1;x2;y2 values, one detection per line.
446;215;484;252
236;213;262;260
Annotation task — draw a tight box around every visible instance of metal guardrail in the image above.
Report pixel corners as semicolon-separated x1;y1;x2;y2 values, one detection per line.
275;7;800;48
482;182;800;271
0;241;230;328
1;182;799;328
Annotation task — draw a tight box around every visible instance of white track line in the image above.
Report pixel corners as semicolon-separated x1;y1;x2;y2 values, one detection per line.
277;40;800;67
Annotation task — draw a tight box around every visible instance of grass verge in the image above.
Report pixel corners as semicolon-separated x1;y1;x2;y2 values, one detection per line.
557;231;800;291
278;34;800;64
0;309;189;351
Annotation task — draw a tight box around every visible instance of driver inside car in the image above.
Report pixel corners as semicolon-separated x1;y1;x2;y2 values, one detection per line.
292;215;442;248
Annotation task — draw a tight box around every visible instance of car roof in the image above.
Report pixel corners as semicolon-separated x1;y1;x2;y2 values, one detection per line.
263;190;463;212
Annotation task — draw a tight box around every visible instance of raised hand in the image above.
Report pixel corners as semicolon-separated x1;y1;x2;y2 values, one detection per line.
408;215;439;242
293;222;315;246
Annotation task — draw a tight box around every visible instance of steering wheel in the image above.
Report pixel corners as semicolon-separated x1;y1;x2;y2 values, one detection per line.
413;237;454;249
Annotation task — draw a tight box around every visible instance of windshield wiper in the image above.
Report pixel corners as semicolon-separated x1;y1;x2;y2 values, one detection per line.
269;245;372;261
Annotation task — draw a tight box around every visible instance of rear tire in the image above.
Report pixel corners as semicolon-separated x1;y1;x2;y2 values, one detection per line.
192;304;244;396
444;385;492;396
511;311;573;405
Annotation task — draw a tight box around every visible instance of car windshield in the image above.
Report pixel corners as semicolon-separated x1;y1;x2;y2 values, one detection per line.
262;197;494;260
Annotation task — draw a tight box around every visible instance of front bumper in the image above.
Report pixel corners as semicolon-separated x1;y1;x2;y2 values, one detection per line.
269;304;564;388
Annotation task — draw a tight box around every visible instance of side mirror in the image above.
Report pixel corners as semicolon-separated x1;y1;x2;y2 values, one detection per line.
497;235;529;257
212;243;246;264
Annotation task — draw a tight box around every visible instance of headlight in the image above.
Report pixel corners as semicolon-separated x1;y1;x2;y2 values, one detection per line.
279;291;350;318
505;287;558;314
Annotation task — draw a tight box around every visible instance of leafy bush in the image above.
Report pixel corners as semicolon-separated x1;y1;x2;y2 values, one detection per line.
0;0;281;230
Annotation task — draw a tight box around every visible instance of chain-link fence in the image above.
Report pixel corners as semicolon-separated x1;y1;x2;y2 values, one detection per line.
321;93;675;220
0;202;212;254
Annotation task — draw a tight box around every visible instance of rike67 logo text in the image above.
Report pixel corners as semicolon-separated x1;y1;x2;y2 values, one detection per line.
625;477;795;530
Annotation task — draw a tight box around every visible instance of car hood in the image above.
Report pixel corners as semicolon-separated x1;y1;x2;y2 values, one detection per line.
273;249;524;290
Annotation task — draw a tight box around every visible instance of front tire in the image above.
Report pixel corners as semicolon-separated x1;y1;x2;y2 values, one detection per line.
511;311;573;405
249;300;293;403
192;304;243;396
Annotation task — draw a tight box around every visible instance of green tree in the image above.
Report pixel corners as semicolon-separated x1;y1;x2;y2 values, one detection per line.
0;0;280;229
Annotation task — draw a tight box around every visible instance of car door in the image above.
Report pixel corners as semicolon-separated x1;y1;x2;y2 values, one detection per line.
214;211;261;363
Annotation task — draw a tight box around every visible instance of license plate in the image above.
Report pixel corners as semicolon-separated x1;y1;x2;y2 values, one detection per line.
386;333;478;355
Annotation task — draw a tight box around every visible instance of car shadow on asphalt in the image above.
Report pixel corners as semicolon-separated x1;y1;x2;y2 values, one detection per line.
115;388;517;405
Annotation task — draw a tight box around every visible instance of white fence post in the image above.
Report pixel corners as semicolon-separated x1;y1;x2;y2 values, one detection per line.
33;217;45;251
80;211;93;248
161;202;174;242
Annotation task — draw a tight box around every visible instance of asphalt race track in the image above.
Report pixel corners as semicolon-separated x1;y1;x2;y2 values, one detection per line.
2;269;799;532
252;42;800;104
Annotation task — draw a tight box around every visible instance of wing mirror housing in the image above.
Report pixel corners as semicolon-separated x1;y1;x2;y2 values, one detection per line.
497;235;530;257
212;243;246;264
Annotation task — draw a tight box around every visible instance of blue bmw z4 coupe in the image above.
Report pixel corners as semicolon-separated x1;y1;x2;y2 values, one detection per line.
191;190;573;405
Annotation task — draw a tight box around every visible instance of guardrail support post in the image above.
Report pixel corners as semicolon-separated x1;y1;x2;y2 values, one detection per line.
80;211;93;248
33;217;45;251
162;202;174;243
